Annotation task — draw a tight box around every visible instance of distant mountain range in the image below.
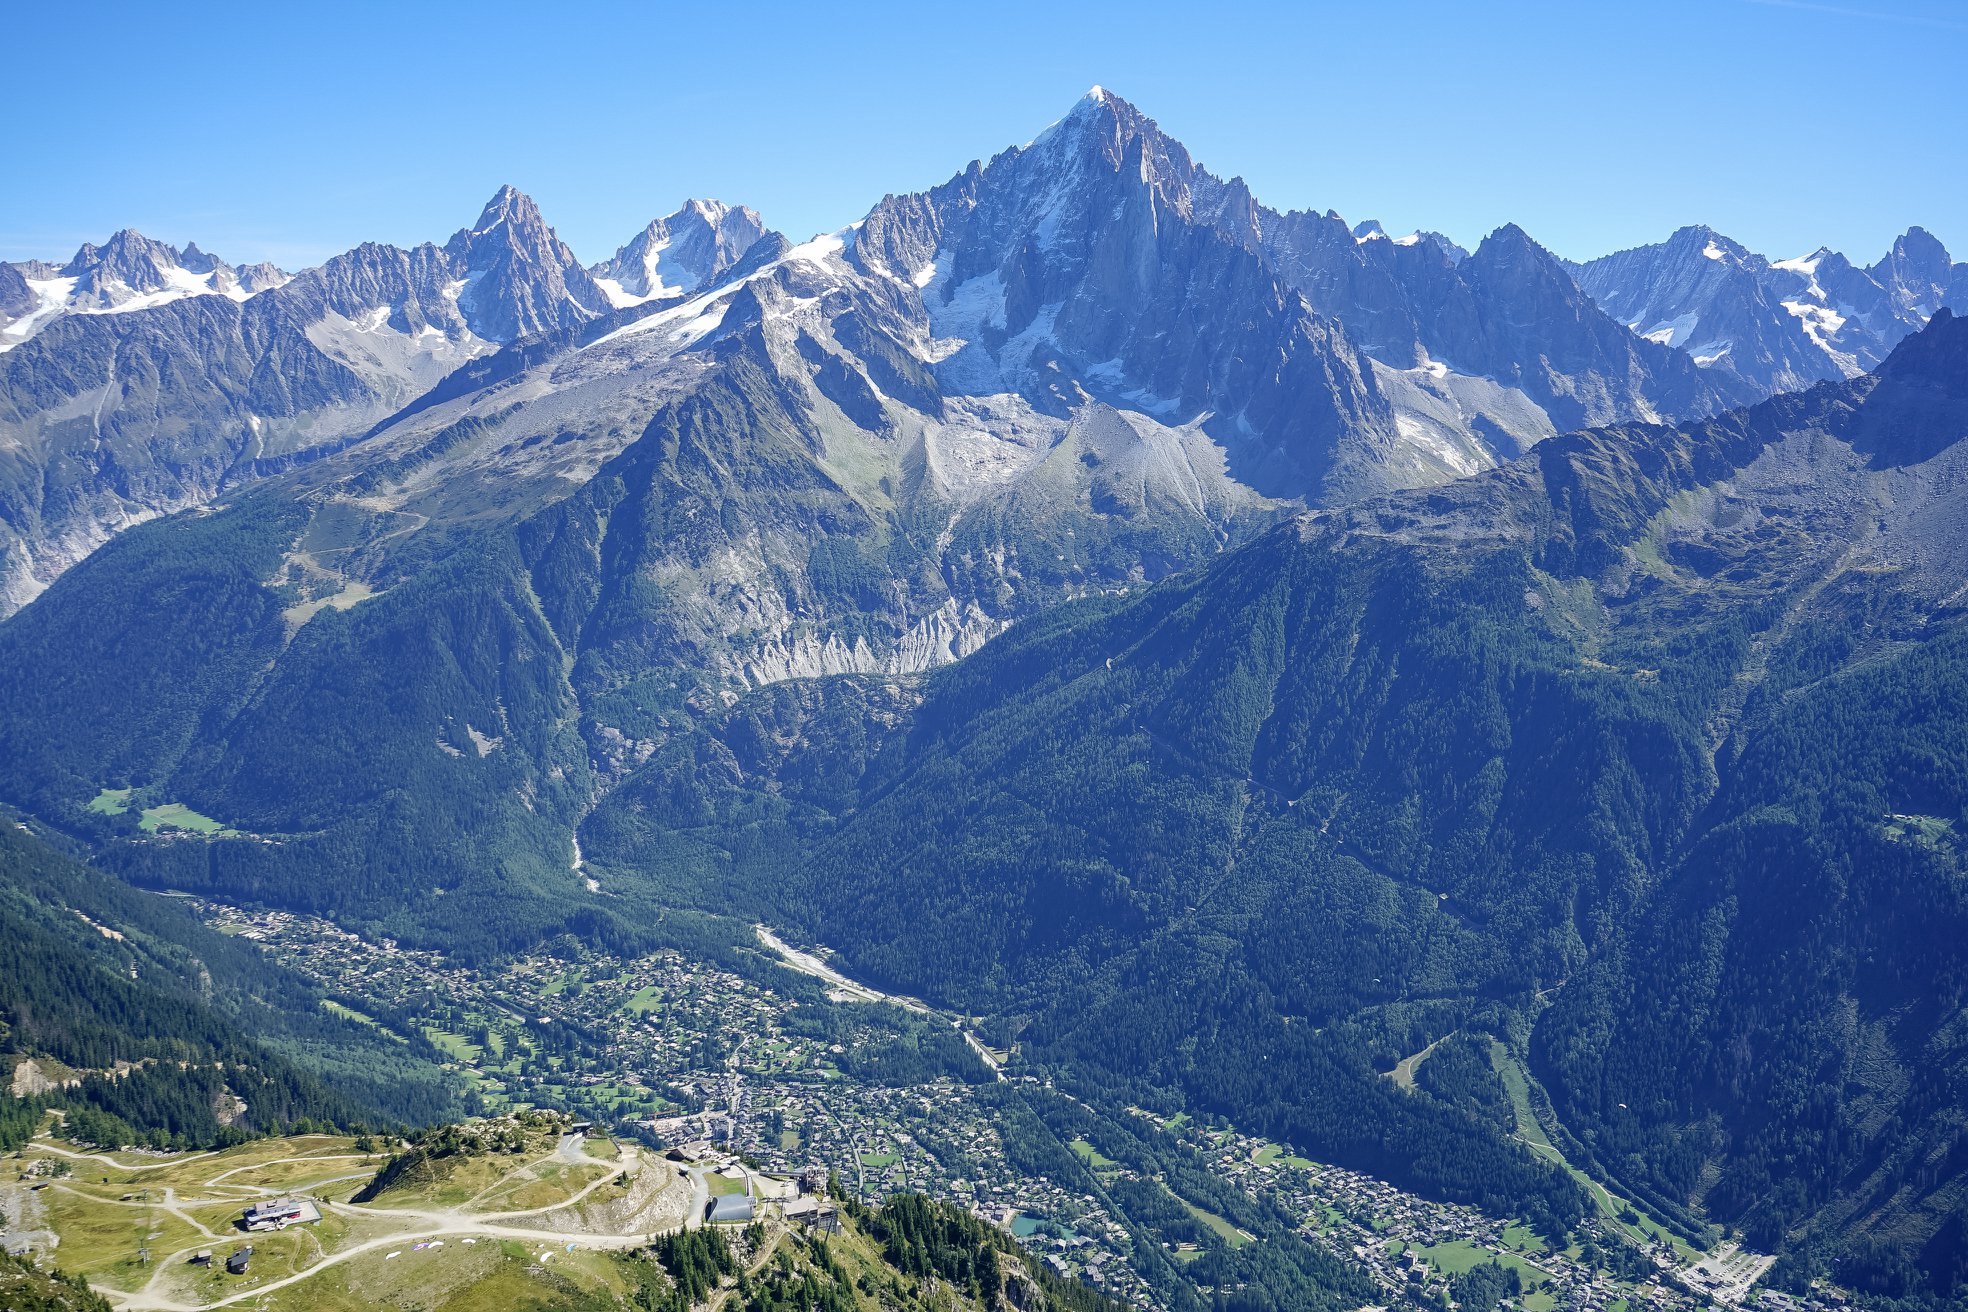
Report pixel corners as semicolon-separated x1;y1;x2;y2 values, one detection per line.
3;88;1956;616
1570;223;1965;394
0;189;775;611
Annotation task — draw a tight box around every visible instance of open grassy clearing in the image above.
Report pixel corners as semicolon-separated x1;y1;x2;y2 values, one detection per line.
706;1170;750;1197
1500;1222;1549;1254
1178;1197;1252;1249
422;1027;483;1063
1387;1032;1452;1090
1068;1137;1119;1170
86;787;132;815
281;580;378;629
474;1161;611;1213
1488;1040;1707;1261
11;1122;688;1312
35;1186;209;1292
1883;812;1954;847
1414;1238;1546;1287
137;802;231;835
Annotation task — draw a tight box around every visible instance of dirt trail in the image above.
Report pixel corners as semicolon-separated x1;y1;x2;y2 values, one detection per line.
56;1138;704;1312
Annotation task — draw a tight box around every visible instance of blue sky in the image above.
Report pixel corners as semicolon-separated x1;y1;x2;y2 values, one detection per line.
5;0;1963;270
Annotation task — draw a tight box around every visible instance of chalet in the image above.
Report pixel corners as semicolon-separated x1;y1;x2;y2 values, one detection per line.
226;1247;253;1275
667;1140;719;1165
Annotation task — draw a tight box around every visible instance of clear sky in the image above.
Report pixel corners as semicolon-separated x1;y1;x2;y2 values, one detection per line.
5;0;1963;271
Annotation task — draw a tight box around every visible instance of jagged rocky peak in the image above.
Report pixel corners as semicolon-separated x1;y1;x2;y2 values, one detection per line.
1465;222;1571;284
590;198;773;304
233;260;290;293
1348;219;1463;259
852;85;1229;287
63;227;181;287
1871;225;1955;316
446;184;556;259
4;226;291;321
443;184;613;342
68;229;195;306
1668;223;1754;264
1021;85;1217;213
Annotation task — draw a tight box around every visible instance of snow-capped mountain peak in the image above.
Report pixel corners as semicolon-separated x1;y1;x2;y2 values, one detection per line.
1574;223;1963;393
0;228;291;351
442;186;612;341
590;200;774;306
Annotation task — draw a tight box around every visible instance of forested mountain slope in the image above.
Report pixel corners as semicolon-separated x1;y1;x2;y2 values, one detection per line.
0;821;462;1149
761;312;1968;1293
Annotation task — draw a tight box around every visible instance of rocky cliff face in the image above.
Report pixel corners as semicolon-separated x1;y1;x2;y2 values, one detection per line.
442;185;615;341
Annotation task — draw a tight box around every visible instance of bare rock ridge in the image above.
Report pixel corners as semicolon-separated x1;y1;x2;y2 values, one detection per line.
0;89;1960;619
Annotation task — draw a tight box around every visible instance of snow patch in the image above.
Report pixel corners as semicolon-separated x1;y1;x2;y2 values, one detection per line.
785;232;845;267
0;276;78;351
593;275;645;309
1783;297;1847;348
1637;311;1701;349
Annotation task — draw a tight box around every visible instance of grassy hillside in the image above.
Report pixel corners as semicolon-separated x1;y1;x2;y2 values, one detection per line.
6;1116;1129;1312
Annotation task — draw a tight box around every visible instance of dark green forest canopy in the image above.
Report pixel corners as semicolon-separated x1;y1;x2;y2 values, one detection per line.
784;314;1968;1289
0;822;462;1149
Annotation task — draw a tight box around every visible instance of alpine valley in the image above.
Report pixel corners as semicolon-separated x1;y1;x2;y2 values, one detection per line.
2;90;1965;1312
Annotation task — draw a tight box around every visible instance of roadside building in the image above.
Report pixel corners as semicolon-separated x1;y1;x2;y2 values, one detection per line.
242;1198;309;1231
